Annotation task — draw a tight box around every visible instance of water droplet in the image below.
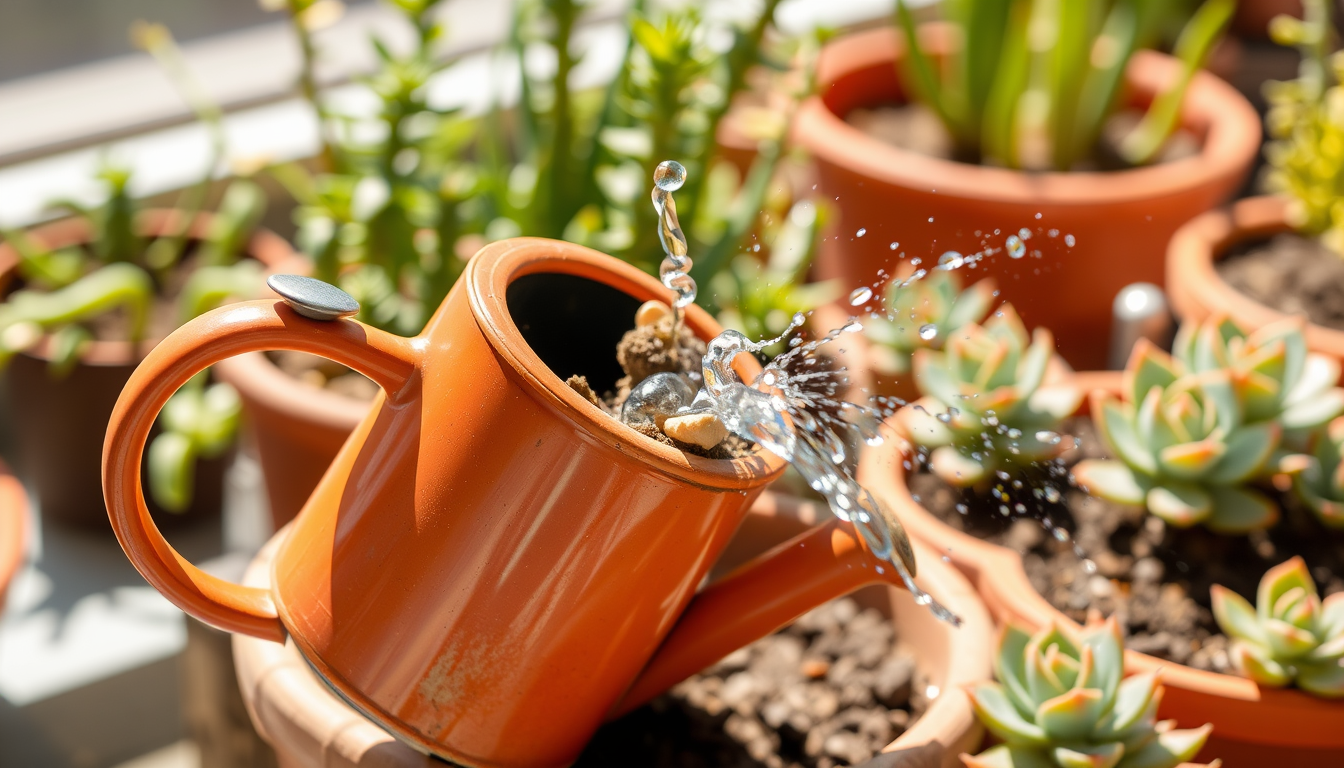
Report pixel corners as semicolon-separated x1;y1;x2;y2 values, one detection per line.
1048;228;1059;238
937;251;964;270
889;242;899;250
919;323;938;340
927;217;934;223
1035;430;1061;445
653;160;686;191
1018;227;1032;240
1082;559;1097;574
1034;212;1042;219
936;412;952;423
849;286;873;306
1043;486;1061;504
1006;235;1026;259
1053;528;1069;542
1065;234;1076;247
856;228;867;237
955;503;968;515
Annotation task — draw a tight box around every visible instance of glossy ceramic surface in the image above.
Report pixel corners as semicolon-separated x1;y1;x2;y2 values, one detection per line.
106;238;921;768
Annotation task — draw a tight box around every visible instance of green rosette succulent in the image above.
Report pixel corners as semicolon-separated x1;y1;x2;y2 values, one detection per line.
1212;556;1344;697
864;269;997;378
1074;340;1282;532
896;304;1082;487
1294;417;1344;527
963;618;1215;768
1173;315;1344;450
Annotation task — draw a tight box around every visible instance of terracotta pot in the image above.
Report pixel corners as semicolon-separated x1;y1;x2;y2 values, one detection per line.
0;210;301;530
106;237;959;768
232;490;992;768
1166;195;1344;378
0;460;28;615
794;27;1261;372
212;351;368;531
859;369;1344;766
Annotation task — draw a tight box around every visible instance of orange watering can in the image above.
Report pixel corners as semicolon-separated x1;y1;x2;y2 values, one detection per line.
104;238;915;767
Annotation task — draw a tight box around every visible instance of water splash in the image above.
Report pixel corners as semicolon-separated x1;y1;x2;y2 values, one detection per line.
652;160;695;324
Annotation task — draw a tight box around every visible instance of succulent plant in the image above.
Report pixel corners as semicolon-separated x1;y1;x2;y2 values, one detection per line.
864;268;997;378
895;304;1082;486
1172;315;1344;450
1074;340;1283;532
896;0;1234;170
964;617;1215;768
1294;417;1344;527
1212;556;1344;697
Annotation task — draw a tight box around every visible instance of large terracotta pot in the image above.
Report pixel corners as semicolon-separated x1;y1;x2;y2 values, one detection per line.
0;460;28;615
1166;195;1344;376
0;210;302;529
858;370;1344;766
106;238;954;768
794;27;1261;371
232;490;993;768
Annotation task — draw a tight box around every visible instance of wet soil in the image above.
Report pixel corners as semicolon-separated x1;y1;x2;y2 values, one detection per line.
910;417;1344;673
847;105;1200;170
1217;232;1344;331
575;597;925;768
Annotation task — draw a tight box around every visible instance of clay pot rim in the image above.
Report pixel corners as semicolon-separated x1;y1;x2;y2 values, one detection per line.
859;369;1344;749
0;208;305;367
793;26;1262;207
0;460;28;612
467;237;788;492
234;492;993;767
1166;195;1344;353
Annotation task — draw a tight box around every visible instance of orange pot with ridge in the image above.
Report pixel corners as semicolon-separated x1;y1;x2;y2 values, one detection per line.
104;238;925;768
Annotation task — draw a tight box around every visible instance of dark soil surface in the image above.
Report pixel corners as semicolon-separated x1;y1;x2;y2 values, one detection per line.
847;105;1199;170
1217;232;1344;331
910;417;1344;673
574;597;926;768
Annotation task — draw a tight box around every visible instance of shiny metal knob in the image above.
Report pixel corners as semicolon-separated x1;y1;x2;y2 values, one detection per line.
266;275;359;321
1109;282;1172;370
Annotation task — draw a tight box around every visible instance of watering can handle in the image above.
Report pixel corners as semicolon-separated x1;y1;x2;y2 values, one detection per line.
612;507;918;716
103;299;420;643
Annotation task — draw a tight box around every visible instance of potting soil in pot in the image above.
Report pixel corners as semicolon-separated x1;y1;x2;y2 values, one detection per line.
1216;233;1344;330
908;417;1344;673
574;596;926;768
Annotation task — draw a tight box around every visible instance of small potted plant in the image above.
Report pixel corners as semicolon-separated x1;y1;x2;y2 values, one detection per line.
793;0;1261;371
224;0;828;527
1168;0;1344;369
963;618;1219;768
861;311;1344;763
0;25;299;529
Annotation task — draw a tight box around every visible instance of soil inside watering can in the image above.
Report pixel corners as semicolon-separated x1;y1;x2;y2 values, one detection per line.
912;417;1344;675
575;597;926;768
1216;233;1344;331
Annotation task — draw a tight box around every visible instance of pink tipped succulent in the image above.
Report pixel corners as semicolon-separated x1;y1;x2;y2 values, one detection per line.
963;617;1216;768
865;269;998;377
1073;339;1283;533
895;304;1081;487
1212;557;1344;697
1293;417;1344;528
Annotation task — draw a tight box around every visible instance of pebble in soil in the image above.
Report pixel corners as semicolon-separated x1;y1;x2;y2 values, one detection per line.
909;417;1344;674
574;597;925;768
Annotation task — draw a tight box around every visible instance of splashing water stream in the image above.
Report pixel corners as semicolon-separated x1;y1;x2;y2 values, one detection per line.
644;161;961;626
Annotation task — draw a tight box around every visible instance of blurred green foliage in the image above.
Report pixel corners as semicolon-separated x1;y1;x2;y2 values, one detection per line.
895;0;1234;170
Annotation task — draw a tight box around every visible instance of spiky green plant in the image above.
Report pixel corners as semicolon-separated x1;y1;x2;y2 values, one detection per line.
1172;315;1344;450
864;269;997;378
1294;417;1344;527
1261;0;1344;254
1212;556;1344;697
896;0;1234;170
1074;341;1283;532
963;617;1216;768
895;304;1082;486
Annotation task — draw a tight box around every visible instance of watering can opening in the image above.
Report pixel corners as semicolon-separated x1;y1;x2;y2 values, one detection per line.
506;271;641;395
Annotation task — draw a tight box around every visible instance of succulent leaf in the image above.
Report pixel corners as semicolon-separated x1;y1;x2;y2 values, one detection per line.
1214;557;1344;696
1203;486;1278;533
1145;483;1213;527
968;620;1213;768
866;269;995;378
1073;460;1149;506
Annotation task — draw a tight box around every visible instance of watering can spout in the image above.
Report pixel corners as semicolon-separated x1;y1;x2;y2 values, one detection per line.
612;505;916;718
